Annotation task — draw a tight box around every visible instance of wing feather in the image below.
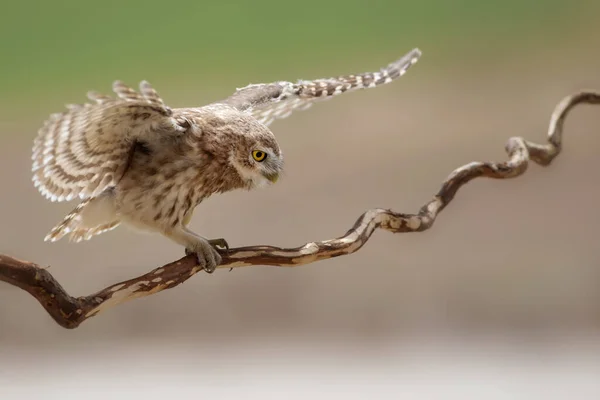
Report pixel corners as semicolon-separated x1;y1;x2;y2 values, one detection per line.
32;81;184;202
223;48;422;127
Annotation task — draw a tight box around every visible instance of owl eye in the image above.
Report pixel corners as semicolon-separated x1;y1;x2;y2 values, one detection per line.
252;150;267;162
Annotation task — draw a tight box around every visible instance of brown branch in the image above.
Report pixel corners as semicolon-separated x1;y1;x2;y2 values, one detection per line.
2;91;599;329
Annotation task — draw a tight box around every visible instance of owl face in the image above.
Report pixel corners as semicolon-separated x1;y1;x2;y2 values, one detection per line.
229;135;283;189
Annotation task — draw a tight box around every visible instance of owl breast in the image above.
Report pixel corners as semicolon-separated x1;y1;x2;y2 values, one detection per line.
114;159;200;231
111;140;245;233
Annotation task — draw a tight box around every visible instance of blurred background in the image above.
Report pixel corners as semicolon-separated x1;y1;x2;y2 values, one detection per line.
2;0;600;398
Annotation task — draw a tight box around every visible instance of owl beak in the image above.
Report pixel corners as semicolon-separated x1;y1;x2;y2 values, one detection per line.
265;172;279;184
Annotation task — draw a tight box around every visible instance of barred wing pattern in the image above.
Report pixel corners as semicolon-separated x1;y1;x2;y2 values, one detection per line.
32;81;185;202
224;48;421;127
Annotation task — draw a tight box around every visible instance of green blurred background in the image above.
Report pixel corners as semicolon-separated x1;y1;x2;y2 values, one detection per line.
0;0;595;115
2;1;600;397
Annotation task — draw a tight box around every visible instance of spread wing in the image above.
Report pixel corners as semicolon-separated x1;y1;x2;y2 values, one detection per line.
32;81;186;202
222;48;422;127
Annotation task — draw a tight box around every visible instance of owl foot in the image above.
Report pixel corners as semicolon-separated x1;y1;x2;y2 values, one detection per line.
185;238;223;274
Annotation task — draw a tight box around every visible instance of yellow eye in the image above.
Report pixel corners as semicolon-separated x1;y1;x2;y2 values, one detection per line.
252;150;267;162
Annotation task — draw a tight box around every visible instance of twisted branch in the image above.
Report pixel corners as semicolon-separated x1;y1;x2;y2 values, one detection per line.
1;91;599;329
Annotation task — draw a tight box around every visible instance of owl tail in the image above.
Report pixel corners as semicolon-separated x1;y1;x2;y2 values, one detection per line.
45;193;121;243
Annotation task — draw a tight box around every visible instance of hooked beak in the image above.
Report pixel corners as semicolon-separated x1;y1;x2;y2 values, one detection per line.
264;172;279;184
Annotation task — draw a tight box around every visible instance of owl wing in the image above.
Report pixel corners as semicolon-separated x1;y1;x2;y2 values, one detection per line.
222;48;421;127
32;81;186;202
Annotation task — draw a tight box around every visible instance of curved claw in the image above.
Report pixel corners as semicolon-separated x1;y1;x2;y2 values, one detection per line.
208;238;229;250
184;243;222;274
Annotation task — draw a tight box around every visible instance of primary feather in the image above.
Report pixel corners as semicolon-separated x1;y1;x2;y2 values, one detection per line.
223;48;422;127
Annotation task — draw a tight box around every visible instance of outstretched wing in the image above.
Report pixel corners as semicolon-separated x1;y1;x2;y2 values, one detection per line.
222;48;422;127
32;81;186;202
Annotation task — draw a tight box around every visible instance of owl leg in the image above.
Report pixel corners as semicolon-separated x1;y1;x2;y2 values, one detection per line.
182;210;228;249
164;226;223;273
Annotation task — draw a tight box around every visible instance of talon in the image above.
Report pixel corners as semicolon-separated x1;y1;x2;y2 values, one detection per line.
185;244;222;274
203;261;217;274
208;238;229;250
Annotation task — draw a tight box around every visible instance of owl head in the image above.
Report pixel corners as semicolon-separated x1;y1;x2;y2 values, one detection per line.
228;129;283;189
196;105;284;189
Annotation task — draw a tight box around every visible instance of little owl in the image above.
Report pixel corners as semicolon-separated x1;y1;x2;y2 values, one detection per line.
32;48;422;273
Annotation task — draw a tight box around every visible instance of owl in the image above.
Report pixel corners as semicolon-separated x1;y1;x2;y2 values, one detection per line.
32;48;422;273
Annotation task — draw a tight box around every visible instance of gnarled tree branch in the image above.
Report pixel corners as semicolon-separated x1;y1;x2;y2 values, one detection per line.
1;91;599;329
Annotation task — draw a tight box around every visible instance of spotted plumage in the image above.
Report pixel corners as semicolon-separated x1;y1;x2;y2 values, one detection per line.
32;48;421;272
227;48;421;126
